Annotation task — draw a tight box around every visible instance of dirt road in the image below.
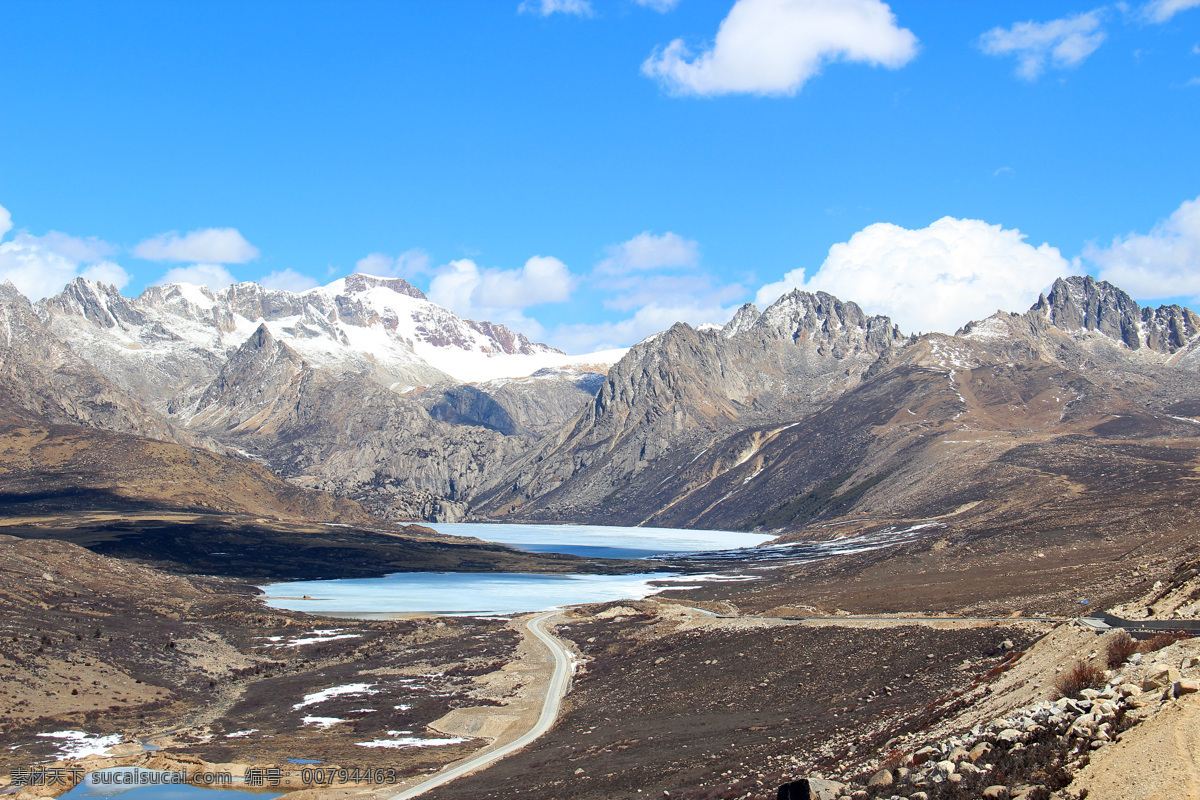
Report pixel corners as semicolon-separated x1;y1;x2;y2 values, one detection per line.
385;610;571;800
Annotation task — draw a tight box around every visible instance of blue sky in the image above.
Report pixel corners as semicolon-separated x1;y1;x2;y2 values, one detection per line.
1;0;1198;350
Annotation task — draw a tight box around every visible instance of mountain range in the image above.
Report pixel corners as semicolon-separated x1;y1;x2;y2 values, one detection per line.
3;272;1199;537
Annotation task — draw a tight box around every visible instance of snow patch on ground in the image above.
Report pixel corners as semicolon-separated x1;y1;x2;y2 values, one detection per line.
36;731;122;759
356;737;470;749
301;717;345;729
293;683;378;710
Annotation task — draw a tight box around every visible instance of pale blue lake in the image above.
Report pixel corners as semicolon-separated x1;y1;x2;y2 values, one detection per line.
260;523;773;616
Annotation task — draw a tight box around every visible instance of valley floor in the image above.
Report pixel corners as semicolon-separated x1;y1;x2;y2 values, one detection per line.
2;489;1199;800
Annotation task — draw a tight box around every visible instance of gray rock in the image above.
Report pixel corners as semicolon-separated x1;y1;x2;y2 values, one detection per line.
997;728;1023;744
866;769;893;789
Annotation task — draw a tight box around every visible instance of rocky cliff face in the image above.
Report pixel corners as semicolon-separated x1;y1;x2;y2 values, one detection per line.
472;290;904;523
473;279;1200;531
171;321;528;521
14;270;1200;529
0;281;177;442
30;274;599;521
1033;275;1200;353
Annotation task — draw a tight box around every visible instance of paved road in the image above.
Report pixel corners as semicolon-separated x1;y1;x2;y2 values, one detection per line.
386;610;571;800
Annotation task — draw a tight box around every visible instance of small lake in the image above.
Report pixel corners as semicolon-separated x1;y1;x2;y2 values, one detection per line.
429;522;773;559
261;523;772;617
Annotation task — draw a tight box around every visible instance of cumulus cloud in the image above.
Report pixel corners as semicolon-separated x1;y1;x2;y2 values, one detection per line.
0;204;130;300
260;268;320;293
551;297;738;353
1086;195;1200;301
428;256;576;332
355;249;432;279
156;263;237;290
642;0;918;97
979;10;1107;80
1141;0;1200;23
81;262;132;287
518;0;593;16
636;0;681;11
756;217;1077;334
549;235;744;351
596;231;700;275
134;227;259;264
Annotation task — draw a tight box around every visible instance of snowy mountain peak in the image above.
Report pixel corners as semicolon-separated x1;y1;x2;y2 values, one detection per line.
327;273;427;300
33;272;620;406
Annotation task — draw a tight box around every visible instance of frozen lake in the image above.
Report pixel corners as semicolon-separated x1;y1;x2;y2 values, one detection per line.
429;522;774;559
261;523;773;616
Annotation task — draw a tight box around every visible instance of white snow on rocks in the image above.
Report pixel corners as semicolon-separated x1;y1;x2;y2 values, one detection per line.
293;683;378;710
36;731;122;759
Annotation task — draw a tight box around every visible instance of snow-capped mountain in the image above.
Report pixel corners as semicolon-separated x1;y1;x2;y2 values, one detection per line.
37;274;623;413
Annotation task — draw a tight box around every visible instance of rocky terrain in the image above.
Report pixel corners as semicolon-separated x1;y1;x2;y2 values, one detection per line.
2;271;1200;798
25;275;614;521
0;534;544;795
474;277;1200;532
11;272;1200;534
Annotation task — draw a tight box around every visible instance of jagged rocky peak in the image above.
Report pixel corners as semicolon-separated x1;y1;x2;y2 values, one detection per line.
1031;275;1200;354
38;277;144;330
722;303;761;338
339;272;427;300
740;288;904;356
191;322;307;420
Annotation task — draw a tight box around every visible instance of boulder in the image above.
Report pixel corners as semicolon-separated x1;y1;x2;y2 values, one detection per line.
934;760;956;777
983;787;1009;799
865;769;893;789
969;741;994;762
997;728;1023;744
1172;679;1199;696
1143;664;1180;691
911;746;938;766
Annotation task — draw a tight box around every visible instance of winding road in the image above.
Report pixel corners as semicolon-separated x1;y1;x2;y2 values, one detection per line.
387;610;572;800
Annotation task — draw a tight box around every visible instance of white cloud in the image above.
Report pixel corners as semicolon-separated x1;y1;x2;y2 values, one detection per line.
551;298;738;353
260;268;319;293
596;231;700;274
1086;195;1200;300
0;205;130;300
355;249;432;279
81;262;132;288
428;256;575;332
518;0;593;16
642;0;918;97
979;10;1107;80
1141;0;1200;23
756;217;1077;334
156;263;237;290
636;0;681;11
134;228;259;264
